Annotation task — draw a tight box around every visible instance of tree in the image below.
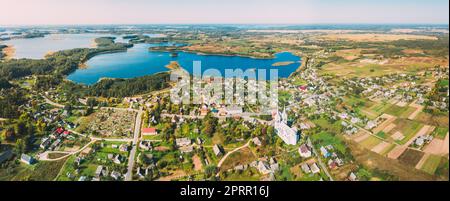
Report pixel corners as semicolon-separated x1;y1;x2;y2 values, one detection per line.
204;165;217;178
2;127;16;141
15;121;27;137
86;98;98;107
15;139;25;154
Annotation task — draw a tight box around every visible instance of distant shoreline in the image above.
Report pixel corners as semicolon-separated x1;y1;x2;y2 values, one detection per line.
2;45;15;59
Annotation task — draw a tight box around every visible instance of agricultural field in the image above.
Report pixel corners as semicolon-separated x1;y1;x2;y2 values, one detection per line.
315;33;438;42
431;127;449;140
398;149;425;167
390;119;425;145
359;136;383;150
420;154;443;175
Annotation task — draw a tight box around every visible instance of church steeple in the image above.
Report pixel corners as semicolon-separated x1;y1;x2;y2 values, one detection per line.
282;106;288;124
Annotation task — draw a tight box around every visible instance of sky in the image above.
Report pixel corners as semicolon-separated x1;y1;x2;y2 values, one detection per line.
0;0;448;25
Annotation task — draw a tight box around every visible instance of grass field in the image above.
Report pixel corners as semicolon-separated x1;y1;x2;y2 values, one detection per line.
379;143;396;156
415;112;449;128
4;159;69;181
398;106;418;119
222;169;261;181
364;102;392;117
420;155;442;175
219;147;256;171
312;117;343;135
432;127;449;140
376;131;387;139
360;136;383;150
392;119;424;145
311;131;347;155
384;105;414;117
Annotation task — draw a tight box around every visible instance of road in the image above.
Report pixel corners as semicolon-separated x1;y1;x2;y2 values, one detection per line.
125;109;143;181
308;138;334;181
161;112;272;125
38;140;97;161
217;140;252;168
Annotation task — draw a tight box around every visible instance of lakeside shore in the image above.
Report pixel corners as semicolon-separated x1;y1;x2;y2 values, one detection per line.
2;45;16;59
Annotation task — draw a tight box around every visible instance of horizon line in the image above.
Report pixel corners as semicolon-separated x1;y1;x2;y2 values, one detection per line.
1;22;449;27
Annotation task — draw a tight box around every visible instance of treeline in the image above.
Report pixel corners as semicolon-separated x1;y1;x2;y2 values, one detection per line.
388;36;449;58
0;88;28;118
0;44;6;59
86;72;170;98
0;78;13;89
32;72;170;99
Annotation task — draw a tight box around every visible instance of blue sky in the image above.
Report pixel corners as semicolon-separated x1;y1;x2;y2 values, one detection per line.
0;0;448;25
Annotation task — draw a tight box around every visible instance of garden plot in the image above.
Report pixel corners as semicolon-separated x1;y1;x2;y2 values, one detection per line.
389;119;425;145
372;114;397;134
397;149;425;167
408;100;424;120
387;145;407;159
418;154;442;175
424;133;449;156
371;141;391;154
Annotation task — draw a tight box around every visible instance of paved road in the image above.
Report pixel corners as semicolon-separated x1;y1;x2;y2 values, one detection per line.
161;112;272;125
125;109;143;181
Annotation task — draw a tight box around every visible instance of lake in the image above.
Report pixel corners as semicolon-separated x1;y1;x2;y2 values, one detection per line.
2;33;125;59
67;43;302;85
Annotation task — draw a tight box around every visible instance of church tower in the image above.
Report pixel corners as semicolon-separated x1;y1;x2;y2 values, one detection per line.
282;106;288;124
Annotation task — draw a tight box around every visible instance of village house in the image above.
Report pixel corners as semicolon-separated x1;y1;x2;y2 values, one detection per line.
137;166;152;179
40;138;51;150
310;163;320;174
252;137;262;147
348;172;358;181
0;150;13;164
301;163;311;173
142;127;158;136
320;146;330;158
139;140;153;151
257;161;272;175
113;154;125;164
176;138;192;147
213;144;224;157
95;165;106;179
298;144;312;158
111;171;122;180
179;145;194;153
20;154;34;165
119;144;129;152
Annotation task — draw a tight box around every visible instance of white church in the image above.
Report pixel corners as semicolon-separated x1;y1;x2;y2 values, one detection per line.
273;107;299;145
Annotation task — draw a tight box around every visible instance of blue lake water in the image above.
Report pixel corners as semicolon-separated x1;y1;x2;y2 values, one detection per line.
3;33;117;59
2;33;129;59
67;43;301;85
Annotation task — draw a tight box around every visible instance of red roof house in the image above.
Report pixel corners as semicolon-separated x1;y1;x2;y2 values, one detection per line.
142;128;157;136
